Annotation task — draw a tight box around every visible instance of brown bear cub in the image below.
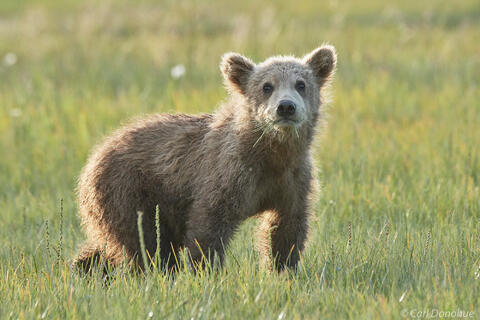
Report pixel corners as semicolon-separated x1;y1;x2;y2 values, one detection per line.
73;46;337;273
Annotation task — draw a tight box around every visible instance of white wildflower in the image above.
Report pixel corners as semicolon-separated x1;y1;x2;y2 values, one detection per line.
10;108;21;117
3;52;17;66
170;64;186;79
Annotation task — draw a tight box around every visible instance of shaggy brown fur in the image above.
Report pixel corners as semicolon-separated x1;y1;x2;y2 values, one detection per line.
72;46;337;273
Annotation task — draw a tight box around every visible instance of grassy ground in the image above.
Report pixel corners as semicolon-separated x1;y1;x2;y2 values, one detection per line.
1;0;479;318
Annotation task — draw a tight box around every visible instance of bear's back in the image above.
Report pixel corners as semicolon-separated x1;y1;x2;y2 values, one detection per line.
77;113;214;218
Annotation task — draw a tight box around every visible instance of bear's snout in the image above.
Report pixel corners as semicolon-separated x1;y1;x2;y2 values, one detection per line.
276;100;296;118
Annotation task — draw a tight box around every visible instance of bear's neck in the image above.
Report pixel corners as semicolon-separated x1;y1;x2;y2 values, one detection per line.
238;119;313;173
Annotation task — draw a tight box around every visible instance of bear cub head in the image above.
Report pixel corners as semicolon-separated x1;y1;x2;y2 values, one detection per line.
220;46;336;138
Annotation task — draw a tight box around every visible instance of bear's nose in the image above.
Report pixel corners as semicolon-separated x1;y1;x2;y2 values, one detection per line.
277;100;296;118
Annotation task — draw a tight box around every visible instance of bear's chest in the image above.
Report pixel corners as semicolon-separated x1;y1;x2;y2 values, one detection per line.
234;165;296;217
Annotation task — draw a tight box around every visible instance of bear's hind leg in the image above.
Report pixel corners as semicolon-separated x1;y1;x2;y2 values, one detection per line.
71;241;115;275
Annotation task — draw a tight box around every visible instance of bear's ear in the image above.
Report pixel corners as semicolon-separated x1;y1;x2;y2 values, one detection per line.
303;45;337;86
220;53;255;95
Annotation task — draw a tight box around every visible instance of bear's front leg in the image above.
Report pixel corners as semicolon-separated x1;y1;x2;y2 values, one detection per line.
257;206;310;271
184;208;238;272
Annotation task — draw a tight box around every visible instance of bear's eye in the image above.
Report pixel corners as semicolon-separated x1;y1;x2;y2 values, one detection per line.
295;80;306;92
263;83;274;94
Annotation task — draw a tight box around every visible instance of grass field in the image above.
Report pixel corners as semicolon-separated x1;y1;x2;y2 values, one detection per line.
1;0;479;318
